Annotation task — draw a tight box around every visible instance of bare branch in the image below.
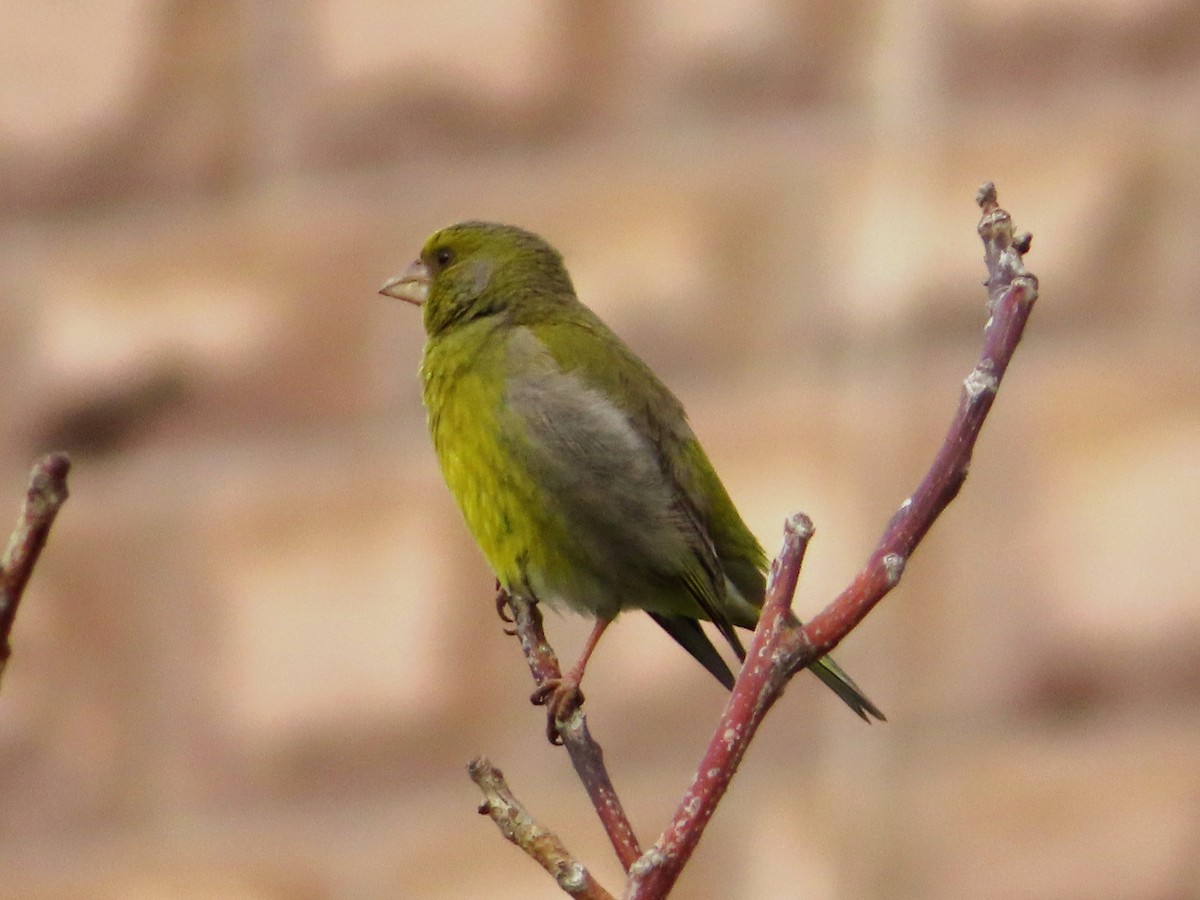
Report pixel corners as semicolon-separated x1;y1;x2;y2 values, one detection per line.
469;757;616;900
625;514;814;898
506;593;643;871
0;452;72;686
627;183;1038;898
782;181;1038;670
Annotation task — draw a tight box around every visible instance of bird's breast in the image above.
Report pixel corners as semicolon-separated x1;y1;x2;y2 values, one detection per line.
421;329;571;597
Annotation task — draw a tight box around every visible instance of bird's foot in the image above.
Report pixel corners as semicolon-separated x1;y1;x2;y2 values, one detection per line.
530;677;585;745
494;584;517;635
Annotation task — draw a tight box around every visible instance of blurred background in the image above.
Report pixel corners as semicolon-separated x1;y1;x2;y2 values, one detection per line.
1;1;1199;898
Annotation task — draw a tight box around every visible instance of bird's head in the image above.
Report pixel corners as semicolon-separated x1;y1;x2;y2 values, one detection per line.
380;221;575;336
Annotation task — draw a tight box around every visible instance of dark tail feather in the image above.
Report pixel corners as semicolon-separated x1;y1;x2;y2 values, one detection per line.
651;612;885;722
810;656;887;722
649;612;737;690
781;610;884;720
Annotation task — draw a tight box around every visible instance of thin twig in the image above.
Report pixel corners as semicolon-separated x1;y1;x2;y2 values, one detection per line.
626;183;1038;899
783;181;1038;669
625;515;814;898
0;452;72;686
470;757;616;900
506;593;643;871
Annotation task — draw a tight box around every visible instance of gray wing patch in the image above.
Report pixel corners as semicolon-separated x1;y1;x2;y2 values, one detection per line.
503;328;740;650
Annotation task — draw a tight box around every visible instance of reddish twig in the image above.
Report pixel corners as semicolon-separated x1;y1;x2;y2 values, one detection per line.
506;593;643;871
470;757;617;900
624;514;814;898
785;181;1038;668
0;452;72;687
626;182;1038;898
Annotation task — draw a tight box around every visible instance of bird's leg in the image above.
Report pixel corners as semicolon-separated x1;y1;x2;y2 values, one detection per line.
531;617;611;743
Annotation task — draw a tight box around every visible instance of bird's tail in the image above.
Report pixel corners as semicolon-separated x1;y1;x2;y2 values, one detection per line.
809;655;886;722
655;603;886;721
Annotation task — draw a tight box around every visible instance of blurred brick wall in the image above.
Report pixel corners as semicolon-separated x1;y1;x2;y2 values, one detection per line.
2;1;1200;898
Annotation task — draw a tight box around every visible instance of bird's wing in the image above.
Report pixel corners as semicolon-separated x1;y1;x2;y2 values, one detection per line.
528;316;768;610
519;315;749;650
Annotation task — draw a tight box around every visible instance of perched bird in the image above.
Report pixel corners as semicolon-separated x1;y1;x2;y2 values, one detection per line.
381;222;882;733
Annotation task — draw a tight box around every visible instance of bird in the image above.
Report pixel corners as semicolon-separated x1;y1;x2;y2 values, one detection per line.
380;221;883;736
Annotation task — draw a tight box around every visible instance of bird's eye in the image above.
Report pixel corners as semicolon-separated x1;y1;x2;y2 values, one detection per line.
434;247;454;268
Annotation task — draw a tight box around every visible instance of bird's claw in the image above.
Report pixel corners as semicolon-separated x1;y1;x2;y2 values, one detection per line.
494;586;517;635
530;678;585;745
494;585;512;621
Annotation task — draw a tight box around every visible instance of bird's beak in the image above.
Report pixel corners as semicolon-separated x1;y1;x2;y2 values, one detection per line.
379;259;431;306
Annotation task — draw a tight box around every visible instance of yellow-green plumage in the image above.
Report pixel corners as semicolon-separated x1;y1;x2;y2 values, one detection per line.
388;221;882;720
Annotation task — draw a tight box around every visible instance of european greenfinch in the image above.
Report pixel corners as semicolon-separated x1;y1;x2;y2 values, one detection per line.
381;222;882;730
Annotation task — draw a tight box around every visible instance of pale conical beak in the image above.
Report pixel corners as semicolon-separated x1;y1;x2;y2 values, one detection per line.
379;259;431;305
